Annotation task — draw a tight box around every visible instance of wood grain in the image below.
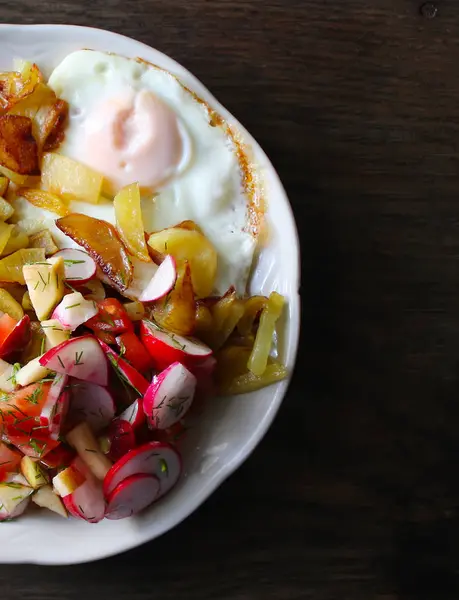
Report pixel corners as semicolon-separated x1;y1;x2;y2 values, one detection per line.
2;0;459;598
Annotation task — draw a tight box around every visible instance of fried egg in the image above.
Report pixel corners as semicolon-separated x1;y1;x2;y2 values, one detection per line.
13;50;258;295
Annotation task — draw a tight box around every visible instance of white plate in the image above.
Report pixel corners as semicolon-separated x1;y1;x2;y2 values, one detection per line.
0;24;300;564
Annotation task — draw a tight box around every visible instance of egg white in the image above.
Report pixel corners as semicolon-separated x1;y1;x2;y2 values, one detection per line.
11;50;257;295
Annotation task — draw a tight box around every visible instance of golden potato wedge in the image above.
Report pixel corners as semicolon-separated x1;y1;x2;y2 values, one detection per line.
152;261;196;336
0;247;45;284
0;288;24;320
29;230;59;256
247;291;285;377
114;182;150;262
148;227;217;298
0;164;28;186
1;226;29;256
0;222;14;255
18;187;69;217
41;152;103;204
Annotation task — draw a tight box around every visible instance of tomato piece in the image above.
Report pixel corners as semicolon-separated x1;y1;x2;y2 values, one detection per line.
39;443;75;470
115;331;153;374
0;381;52;434
0;441;21;481
0;313;30;358
6;432;59;458
86;298;133;335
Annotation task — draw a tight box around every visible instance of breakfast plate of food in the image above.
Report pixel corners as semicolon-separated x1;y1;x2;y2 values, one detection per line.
0;24;300;564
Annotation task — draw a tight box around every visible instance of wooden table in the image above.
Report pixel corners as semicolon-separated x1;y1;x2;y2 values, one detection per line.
3;0;459;598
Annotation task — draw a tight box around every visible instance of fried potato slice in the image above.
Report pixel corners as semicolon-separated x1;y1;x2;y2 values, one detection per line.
0;64;42;112
0;287;24;320
0;115;39;175
56;213;133;291
18;187;69;217
114;182;150;262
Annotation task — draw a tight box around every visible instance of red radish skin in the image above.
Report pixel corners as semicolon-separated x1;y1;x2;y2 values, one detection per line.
138;255;177;302
98;340;149;395
63;478;106;523
140;320;212;372
48;390;70;440
118;399;146;430
67;380;116;433
143;362;196;430
103;441;182;499
105;419;137;463
52;292;98;331
105;473;160;520
53;249;96;282
39;335;109;386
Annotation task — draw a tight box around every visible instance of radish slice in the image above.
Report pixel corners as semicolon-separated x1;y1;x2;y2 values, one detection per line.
98;340;149;395
40;373;69;438
105;473;160;520
67;380;116;433
39;335;109;386
140;319;212;372
52;292;98;331
104;419;136;462
139;255;177;302
144;362;196;430
103;441;182;499
0;496;30;521
118;398;146;430
54;249;96;282
63;477;106;523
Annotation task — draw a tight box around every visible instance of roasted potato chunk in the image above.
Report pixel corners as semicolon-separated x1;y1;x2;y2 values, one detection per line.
0;247;45;284
151;261;196;336
29;230;59;256
41;152;103;204
0;115;39;175
56;213;133;291
0;222;14;255
1;226;29;256
148;226;217;298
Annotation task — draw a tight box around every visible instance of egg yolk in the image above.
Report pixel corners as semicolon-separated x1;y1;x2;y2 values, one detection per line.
83;89;183;192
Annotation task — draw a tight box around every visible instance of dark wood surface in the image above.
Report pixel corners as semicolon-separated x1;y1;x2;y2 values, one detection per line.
3;0;459;597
